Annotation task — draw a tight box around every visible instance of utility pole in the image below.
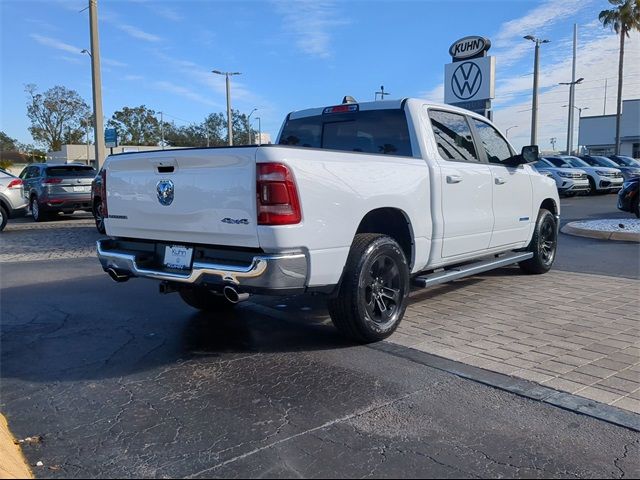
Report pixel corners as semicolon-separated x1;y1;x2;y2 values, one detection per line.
159;111;164;149
212;70;241;146
550;137;557;151
566;24;577;154
85;118;90;165
88;0;105;168
603;78;608;115
375;85;390;101
524;35;549;145
247;108;257;145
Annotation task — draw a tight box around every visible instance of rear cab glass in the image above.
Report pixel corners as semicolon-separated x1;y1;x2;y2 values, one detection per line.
278;108;413;157
45;165;96;178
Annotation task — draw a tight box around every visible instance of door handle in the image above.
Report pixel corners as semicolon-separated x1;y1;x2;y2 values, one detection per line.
495;177;507;185
447;175;463;184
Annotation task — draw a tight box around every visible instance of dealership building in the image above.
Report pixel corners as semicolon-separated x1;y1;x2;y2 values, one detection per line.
578;99;640;158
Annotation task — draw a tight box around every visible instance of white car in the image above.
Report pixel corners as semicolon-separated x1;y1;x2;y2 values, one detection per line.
533;159;590;197
545;156;623;194
96;98;560;343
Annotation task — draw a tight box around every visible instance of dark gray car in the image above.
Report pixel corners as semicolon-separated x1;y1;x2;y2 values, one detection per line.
20;163;96;222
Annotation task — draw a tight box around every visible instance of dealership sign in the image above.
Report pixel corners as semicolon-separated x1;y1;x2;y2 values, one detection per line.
444;35;495;117
449;36;491;61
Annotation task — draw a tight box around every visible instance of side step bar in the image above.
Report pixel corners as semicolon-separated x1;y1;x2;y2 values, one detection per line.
412;252;533;288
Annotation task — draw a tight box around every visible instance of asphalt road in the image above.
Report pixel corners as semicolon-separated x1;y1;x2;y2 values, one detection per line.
1;195;639;478
555;194;639;279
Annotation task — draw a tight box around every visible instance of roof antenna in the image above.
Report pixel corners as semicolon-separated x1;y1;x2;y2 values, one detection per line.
342;96;357;104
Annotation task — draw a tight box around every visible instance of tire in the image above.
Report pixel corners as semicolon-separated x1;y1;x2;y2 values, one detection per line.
519;209;558;275
31;197;47;222
588;177;597;196
93;199;106;234
563;192;576;198
634;194;640;219
0;204;8;232
328;233;410;343
179;287;236;311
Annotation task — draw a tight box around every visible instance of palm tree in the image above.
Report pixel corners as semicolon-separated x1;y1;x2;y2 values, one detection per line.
599;0;640;154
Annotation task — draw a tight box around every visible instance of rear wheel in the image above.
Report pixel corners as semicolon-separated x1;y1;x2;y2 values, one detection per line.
0;205;8;231
634;194;640;218
588;177;597;196
93;199;106;234
328;233;410;343
519;209;557;275
31;197;48;222
179;287;236;311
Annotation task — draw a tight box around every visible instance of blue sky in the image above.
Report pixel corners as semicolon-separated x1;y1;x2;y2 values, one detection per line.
1;0;638;151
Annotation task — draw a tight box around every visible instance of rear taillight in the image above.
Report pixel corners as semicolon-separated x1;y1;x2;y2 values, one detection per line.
257;163;301;225
100;169;108;217
6;179;22;189
42;178;62;185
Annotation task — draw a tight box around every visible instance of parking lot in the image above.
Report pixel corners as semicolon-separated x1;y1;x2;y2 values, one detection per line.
1;195;639;478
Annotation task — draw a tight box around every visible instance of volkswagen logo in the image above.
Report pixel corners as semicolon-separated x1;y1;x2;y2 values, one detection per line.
451;61;483;100
156;179;174;206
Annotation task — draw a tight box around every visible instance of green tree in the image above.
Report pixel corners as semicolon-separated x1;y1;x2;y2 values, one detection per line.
599;0;640;154
163;110;257;148
0;131;17;153
107;105;161;146
25;84;90;151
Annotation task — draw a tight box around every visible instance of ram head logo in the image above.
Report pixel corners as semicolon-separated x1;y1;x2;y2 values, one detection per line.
156;180;174;206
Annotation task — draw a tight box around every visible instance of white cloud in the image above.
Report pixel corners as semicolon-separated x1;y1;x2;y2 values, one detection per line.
153;81;222;109
103;58;127;68
116;24;162;42
30;34;80;55
154;5;184;22
273;0;347;59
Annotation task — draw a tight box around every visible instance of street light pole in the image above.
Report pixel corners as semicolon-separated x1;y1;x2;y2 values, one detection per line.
524;36;549;146
505;125;518;139
564;105;589;153
212;70;241;146
255;117;261;146
559;77;584;155
247;108;257;145
159;111;164;149
88;0;105;168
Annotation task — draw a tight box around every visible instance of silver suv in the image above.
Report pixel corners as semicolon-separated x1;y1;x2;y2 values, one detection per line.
20;163;96;222
533;158;589;197
0;168;28;231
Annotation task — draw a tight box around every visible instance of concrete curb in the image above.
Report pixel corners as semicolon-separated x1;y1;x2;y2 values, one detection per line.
561;222;640;242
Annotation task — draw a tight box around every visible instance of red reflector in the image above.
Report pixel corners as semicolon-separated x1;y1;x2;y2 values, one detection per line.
43;178;63;184
7;179;22;189
48;199;64;204
257;163;301;225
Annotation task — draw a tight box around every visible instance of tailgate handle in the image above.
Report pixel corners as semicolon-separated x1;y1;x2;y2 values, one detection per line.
157;166;175;174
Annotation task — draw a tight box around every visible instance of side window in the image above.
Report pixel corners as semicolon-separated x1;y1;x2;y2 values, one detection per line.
19;167;30;179
428;110;479;162
472;119;513;164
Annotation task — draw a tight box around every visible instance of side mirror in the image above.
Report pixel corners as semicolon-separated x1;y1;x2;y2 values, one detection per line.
521;145;539;164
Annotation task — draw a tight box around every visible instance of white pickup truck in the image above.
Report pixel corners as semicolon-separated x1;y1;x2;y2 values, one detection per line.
97;98;559;343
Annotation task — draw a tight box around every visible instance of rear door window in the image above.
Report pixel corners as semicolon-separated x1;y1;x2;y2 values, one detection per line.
428;110;479;162
279;109;413;157
45;166;96;177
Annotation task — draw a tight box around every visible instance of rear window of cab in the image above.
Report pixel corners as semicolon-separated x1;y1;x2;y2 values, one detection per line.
46;166;96;177
278;109;413;157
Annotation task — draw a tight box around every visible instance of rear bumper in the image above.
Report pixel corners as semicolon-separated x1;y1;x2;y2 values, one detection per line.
41;194;92;211
96;239;308;294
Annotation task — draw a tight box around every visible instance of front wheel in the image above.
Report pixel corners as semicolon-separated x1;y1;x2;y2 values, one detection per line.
179;287;237;311
328;234;410;343
519;209;557;275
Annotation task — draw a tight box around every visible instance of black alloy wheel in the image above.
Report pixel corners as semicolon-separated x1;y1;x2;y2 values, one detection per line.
519;208;557;274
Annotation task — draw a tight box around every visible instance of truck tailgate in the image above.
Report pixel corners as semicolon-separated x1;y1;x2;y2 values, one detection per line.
105;148;260;247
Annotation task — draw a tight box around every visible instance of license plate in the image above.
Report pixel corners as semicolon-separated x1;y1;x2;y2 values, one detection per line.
163;245;193;270
73;186;89;192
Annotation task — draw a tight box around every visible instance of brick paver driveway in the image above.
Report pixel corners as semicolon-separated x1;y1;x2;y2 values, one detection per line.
391;269;640;413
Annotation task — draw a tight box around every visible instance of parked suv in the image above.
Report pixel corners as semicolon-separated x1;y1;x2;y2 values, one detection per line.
533;158;589;197
544;155;623;194
0;169;28;231
20;163;96;221
580;155;639;182
607;155;640;181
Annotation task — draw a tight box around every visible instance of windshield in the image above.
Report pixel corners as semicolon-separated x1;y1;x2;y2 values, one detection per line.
545;157;572;168
588;156;619;168
612;156;640;167
45;165;96;177
279;108;413;157
563;157;590;168
534;159;552;168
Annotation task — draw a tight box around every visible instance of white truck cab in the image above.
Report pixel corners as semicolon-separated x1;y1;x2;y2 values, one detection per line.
97;98;559;343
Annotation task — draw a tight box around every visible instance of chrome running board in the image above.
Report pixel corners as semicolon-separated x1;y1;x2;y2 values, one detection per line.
412;252;534;288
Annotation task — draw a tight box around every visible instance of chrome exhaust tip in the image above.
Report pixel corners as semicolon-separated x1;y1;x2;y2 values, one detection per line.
106;267;130;283
223;286;249;304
